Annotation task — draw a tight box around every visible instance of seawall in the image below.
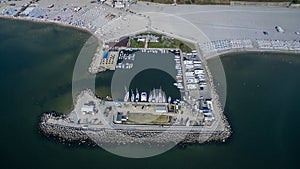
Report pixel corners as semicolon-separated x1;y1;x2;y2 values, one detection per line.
39;113;232;145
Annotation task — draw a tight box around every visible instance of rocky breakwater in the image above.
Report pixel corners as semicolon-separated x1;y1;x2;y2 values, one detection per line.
39;113;89;143
196;45;232;142
88;129;232;146
40;112;231;146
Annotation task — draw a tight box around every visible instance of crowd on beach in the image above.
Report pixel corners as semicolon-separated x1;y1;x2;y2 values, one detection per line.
2;1;300;56
1;0;148;37
0;0;126;34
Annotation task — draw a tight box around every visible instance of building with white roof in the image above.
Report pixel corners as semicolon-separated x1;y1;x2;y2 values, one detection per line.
81;105;94;113
156;105;167;113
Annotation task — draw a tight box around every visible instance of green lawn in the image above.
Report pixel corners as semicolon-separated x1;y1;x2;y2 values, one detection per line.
129;32;194;52
129;38;145;48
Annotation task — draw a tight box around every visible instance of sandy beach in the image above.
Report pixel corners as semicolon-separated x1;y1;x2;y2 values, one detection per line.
1;1;299;63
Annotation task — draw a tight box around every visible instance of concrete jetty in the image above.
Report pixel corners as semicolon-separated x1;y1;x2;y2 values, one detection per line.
40;112;231;145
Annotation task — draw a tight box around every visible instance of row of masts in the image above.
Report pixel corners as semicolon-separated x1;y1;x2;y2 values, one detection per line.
124;87;171;103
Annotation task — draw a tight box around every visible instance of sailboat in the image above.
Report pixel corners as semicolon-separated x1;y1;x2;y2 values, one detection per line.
124;86;129;102
130;89;135;102
153;88;157;103
148;91;152;102
135;89;139;102
158;89;163;103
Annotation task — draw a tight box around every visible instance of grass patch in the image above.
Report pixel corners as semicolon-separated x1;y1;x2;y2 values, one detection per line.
173;38;194;52
129;38;145;48
126;113;170;124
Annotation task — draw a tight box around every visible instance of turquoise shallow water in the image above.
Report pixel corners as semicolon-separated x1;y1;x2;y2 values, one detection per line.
0;18;299;169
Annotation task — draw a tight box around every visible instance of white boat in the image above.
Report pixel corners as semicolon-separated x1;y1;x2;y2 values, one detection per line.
135;89;139;102
124;86;129;102
141;92;147;102
162;94;166;103
148;92;152;102
158;89;163;103
130;90;135;102
168;96;171;103
119;50;124;57
152;88;156;102
148;88;167;103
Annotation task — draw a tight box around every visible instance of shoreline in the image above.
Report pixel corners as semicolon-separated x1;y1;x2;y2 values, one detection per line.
1;15;299;65
139;1;299;7
1;2;298;146
0;16;288;146
2;13;298;58
2;15;295;146
205;47;300;60
1;3;300;73
0;15;94;37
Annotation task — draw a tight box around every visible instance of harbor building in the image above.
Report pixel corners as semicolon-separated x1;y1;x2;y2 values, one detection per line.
81;104;94;114
155;104;167;113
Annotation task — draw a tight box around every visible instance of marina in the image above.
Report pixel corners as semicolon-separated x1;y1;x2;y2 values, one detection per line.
1;20;299;165
95;44;216;127
39;40;228;147
2;0;296;147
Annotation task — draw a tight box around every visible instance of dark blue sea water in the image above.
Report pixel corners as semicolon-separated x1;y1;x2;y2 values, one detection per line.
0;18;299;169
